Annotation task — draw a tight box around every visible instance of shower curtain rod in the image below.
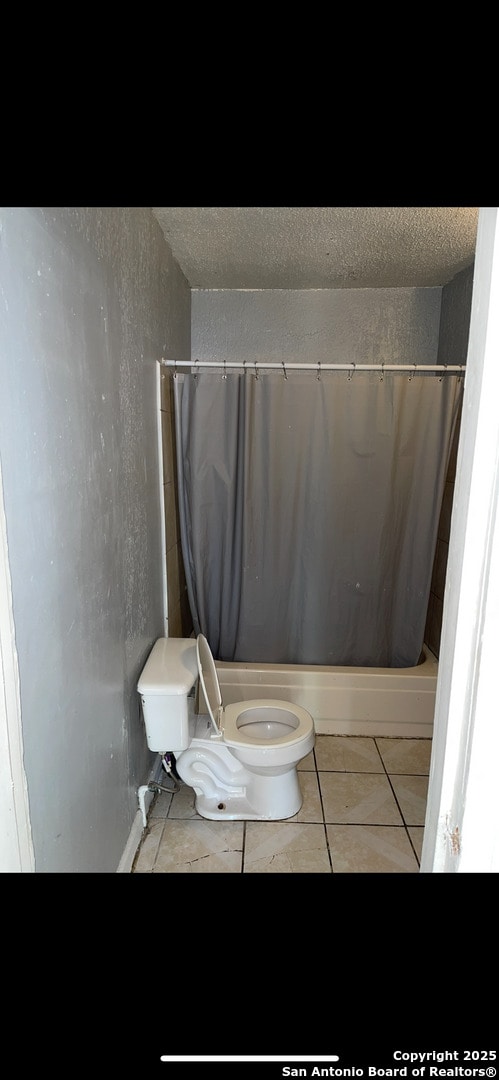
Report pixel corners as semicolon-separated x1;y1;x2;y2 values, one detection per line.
160;358;465;374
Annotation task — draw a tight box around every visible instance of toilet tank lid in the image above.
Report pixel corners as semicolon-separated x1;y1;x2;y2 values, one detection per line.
137;638;198;696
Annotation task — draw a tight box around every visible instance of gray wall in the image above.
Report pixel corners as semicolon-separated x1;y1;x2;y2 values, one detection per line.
437;265;475;366
425;265;474;656
0;207;190;872
192;287;442;364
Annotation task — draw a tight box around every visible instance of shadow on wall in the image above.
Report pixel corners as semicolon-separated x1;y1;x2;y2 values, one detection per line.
161;369;193;638
424;406;462;657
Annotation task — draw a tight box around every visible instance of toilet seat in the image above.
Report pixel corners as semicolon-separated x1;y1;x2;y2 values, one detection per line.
196;635;314;759
223;700;314;746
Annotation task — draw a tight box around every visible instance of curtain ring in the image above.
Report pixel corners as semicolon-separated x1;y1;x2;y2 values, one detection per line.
409;363;417;382
439;364;448;382
222;358;227;380
173;359;177;379
193;359;199;379
379;362;384;382
317;361;321;381
348;362;355;381
243;360;247;376
282;361;288;381
254;361;259;380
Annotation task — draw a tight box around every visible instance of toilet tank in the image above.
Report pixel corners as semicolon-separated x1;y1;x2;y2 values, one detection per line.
137;637;198;752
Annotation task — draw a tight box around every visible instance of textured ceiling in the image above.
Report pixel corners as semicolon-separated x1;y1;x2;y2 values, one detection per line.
152;206;479;290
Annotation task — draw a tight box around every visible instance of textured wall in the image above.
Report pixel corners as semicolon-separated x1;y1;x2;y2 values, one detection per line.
192;287;442;366
0;207;190;872
437;265;475;367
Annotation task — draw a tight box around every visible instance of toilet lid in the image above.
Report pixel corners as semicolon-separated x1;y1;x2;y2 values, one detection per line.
196;634;223;735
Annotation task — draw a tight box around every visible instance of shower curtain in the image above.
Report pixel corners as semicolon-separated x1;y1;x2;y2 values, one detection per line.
174;369;462;667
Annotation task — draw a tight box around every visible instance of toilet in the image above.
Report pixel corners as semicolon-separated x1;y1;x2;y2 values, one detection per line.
137;635;315;820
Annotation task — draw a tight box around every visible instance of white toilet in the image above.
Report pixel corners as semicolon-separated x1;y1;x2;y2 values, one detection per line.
137;635;315;820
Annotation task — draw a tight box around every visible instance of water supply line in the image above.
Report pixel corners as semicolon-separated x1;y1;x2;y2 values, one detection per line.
137;754;182;828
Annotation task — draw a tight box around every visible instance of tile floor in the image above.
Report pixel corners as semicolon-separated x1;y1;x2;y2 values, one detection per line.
132;735;431;873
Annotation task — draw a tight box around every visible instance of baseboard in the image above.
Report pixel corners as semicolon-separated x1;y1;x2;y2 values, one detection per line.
116;755;164;873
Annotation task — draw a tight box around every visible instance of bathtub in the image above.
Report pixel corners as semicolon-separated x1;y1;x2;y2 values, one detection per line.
214;645;438;738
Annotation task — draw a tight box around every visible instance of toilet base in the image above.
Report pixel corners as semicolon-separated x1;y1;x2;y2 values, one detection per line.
194;767;303;820
176;741;304;820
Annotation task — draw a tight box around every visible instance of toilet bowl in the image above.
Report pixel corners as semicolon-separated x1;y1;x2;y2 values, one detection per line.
137;635;315;821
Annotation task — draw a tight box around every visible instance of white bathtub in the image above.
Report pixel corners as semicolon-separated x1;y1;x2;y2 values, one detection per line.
214;645;438;738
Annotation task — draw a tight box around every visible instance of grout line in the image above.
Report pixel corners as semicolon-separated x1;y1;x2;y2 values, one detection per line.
406;827;422;868
376;747;426;863
323;821;334;872
241;821;247;873
312;747;334;872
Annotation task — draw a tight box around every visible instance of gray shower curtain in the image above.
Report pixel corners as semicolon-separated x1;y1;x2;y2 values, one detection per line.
174;370;462;667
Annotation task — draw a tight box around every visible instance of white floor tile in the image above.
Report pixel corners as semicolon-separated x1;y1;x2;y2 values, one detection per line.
153;819;244;873
320;771;403;825
390;775;429;826
376;738;432;775
315;735;384;773
327;824;420;873
244;822;331;873
408;826;425;861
